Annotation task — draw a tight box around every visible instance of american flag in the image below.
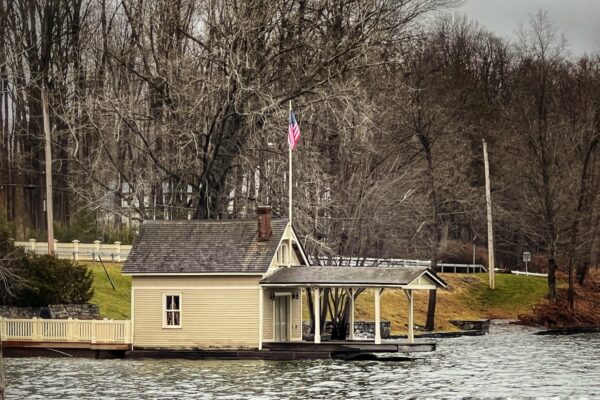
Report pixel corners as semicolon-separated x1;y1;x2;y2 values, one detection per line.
288;111;300;150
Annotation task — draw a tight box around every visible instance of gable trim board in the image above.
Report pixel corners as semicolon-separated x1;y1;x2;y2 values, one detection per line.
267;224;310;272
288;224;310;266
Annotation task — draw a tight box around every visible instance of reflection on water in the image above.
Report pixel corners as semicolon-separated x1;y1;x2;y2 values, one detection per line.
6;322;600;399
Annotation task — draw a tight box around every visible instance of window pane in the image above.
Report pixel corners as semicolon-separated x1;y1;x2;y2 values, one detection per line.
165;295;181;326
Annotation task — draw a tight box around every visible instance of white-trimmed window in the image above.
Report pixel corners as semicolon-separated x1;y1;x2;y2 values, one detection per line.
163;294;182;328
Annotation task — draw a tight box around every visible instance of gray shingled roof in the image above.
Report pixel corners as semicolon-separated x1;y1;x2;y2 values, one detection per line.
122;219;289;274
260;266;447;288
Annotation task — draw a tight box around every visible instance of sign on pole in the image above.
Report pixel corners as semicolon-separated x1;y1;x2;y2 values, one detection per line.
523;252;531;275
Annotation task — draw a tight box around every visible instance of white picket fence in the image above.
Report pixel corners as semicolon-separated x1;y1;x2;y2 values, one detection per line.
511;270;548;277
0;317;131;344
13;240;132;262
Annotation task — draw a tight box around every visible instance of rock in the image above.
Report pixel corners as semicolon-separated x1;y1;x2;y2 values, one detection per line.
0;304;101;320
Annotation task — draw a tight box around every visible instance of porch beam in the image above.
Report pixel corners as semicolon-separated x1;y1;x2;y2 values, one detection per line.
348;288;355;341
313;287;321;344
374;288;381;345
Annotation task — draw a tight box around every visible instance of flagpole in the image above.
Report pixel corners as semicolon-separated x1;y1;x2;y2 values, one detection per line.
288;101;293;268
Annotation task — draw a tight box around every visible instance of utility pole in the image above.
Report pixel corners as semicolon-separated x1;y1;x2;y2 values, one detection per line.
42;83;54;256
483;139;495;289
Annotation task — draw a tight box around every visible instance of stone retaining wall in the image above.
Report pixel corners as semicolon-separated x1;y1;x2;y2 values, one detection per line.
302;320;391;340
0;304;100;320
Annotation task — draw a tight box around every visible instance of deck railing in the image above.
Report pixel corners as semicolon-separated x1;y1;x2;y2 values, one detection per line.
13;240;132;262
0;318;131;344
312;256;487;273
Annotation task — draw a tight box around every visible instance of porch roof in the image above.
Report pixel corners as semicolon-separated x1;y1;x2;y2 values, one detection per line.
260;266;447;289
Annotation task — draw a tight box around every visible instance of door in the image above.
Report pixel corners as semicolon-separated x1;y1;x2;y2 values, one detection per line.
274;295;290;342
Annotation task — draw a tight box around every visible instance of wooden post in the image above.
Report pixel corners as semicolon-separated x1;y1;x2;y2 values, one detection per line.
91;320;97;344
407;290;415;344
32;317;42;341
348;288;355;341
130;287;135;350
72;239;80;261
125;319;132;344
483;139;496;289
42;84;54;256
374;288;381;345
67;317;74;342
53;239;58;255
29;238;36;253
258;287;264;350
313;287;321;344
93;240;101;261
114;241;121;262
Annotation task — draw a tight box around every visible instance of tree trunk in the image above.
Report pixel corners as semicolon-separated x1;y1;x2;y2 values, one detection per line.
547;258;557;302
568;257;575;311
425;290;437;331
424;149;439;331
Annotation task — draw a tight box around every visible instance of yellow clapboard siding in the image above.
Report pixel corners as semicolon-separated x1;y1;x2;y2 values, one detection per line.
133;286;260;348
263;289;274;340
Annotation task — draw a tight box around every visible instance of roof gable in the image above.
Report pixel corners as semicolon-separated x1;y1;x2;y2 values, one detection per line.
122;218;288;274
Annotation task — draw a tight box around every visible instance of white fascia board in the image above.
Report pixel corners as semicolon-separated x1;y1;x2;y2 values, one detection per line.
260;283;407;288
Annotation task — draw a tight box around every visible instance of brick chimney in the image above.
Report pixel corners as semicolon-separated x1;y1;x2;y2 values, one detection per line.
257;206;272;241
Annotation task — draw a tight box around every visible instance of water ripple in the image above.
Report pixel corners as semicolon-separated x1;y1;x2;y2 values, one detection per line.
5;323;600;399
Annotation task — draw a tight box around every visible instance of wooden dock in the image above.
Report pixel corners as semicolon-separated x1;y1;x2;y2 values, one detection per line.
127;340;436;361
0;317;132;357
1;318;436;360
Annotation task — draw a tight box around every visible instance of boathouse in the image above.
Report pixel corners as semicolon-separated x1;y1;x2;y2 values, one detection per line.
122;207;446;352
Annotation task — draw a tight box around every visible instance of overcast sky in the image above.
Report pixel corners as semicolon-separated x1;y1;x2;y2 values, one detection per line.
457;0;600;56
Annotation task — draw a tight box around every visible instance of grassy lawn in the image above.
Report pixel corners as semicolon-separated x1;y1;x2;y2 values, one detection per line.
86;264;550;331
85;262;131;319
460;273;552;319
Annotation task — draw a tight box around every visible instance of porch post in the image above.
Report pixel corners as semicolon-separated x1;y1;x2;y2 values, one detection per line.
313;287;321;344
348;288;355;341
374;288;381;345
408;289;414;344
258;287;264;350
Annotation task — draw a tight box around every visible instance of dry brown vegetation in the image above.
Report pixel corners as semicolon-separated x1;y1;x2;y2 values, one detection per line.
520;274;600;328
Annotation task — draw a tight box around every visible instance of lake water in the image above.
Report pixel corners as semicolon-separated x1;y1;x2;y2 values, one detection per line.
5;322;600;399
